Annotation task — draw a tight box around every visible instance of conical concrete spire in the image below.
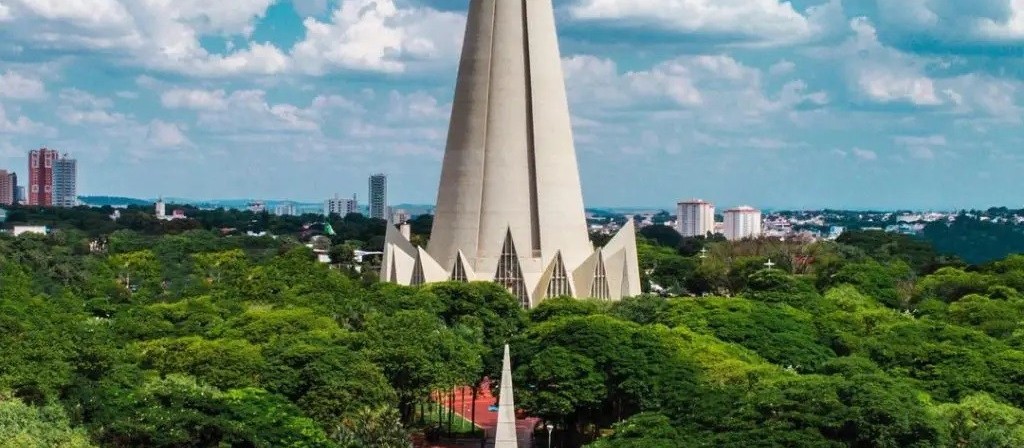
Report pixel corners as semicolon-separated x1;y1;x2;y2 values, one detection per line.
380;0;642;307
495;344;518;448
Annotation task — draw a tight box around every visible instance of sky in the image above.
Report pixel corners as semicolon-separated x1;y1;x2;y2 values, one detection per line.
0;0;1022;210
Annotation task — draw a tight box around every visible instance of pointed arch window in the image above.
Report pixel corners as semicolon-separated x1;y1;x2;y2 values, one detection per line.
545;251;572;298
411;255;426;286
451;253;468;283
590;253;610;300
495;229;529;307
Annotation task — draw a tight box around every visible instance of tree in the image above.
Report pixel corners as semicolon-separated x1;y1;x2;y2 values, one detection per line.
587;413;685;448
516;315;698;444
362;310;482;421
334;406;412;448
820;260;914;309
639;226;683;249
0;397;95;447
108;250;163;299
936;394;1024;447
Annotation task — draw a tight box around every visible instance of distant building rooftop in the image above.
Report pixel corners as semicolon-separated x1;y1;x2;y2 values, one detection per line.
13;225;48;237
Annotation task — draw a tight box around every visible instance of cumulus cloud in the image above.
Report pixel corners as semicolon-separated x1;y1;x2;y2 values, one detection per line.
768;60;796;76
851;147;879;161
0;102;51;134
857;71;942;106
161;87;369;134
567;0;843;45
895;134;946;160
875;0;1024;46
146;120;191;147
56;89;126;125
57;107;126;125
0;0;461;77
161;88;229;111
563;54;827;120
816;18;946;107
818;16;1024;119
290;0;464;74
0;70;46;100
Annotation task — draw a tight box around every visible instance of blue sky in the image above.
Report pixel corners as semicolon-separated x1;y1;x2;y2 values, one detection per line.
0;0;1022;210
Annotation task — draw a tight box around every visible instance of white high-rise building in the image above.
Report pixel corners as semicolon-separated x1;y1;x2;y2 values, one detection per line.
155;197;166;218
381;0;641;307
53;154;77;208
724;206;763;241
275;202;298;216
677;199;716;237
324;194;358;216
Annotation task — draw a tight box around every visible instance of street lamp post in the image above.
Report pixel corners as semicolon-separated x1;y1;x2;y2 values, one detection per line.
546;423;554;448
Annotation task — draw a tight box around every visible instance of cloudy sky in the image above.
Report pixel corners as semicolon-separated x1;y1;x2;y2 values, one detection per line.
0;0;1022;210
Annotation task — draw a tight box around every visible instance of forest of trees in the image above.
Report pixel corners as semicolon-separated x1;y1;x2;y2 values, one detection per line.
2;211;1024;447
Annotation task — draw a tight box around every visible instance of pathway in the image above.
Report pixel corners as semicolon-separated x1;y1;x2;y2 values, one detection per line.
422;380;539;448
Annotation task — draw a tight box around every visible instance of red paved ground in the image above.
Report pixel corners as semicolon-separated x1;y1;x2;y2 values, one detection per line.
421;380;539;448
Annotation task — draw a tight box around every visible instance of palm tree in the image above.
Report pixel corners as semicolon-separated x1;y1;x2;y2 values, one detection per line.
334;406;413;448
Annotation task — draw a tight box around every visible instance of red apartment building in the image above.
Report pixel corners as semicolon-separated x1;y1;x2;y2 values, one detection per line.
28;148;60;206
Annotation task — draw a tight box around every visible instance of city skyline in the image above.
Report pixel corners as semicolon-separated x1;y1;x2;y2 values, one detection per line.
0;1;1022;209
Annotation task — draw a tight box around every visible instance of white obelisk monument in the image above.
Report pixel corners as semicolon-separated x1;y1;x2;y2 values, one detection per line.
495;344;518;448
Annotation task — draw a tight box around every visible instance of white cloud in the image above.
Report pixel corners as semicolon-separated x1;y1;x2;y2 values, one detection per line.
0;70;46;100
161;87;364;134
292;0;329;17
0;0;465;77
385;91;449;123
0;2;11;22
194;90;320;132
567;0;840;44
161;88;229;111
857;70;942;105
768;60;796;76
59;88;113;109
895;134;946;160
56;89;126;125
851;147;878;161
0;0;284;77
290;0;464;74
943;74;1024;122
57;107;126;125
146;120;191;147
563;53;826;122
822;18;946;106
875;0;1024;43
0;102;51;134
976;0;1024;40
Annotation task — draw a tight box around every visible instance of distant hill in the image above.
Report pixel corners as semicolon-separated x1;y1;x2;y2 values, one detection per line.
78;196;152;207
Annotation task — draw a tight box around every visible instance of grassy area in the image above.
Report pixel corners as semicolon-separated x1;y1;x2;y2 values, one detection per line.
416;401;482;437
